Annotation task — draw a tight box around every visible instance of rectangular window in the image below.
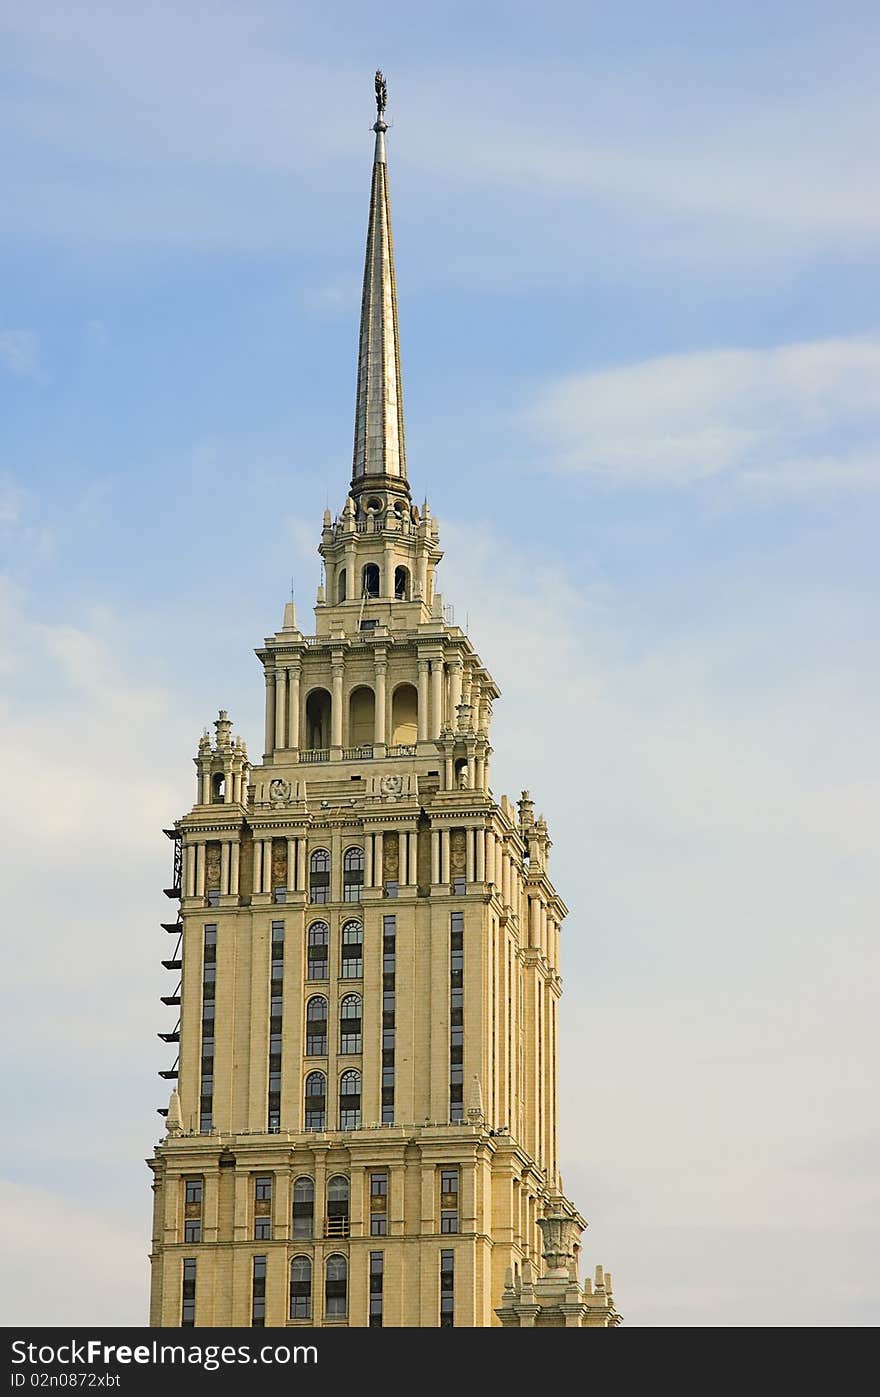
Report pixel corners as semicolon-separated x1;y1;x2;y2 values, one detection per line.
440;1249;454;1327
381;916;396;1124
254;1216;271;1241
450;913;465;1121
184;1219;201;1243
384;880;398;899
370;1171;388;1235
268;924;284;1130
252;1255;266;1327
181;1258;196;1326
369;1251;384;1328
200;927;217;1134
452;877;466;895
206;888;220;907
274;887;287;904
185;1179;203;1206
440;1168;460;1233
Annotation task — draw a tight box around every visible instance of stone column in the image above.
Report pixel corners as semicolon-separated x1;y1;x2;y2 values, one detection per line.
417;658;429;742
430;657;444;737
296;839;307;893
476;828;486;883
375;832;384;886
288;663;301;751
195;844;206;898
331;657;344;751
502;848;511;907
220;842;230;896
201;770;211;805
253;841;263;897
264;671;275;756
230;842;240;897
431;830;440;885
275;668;287;750
486;831;496;886
466;829;476;883
263;839;273;895
349;1165;366;1237
374;655;387;747
185;844;196;898
530;896;541;949
286;839;296;894
449;656;463;717
440;828;450;885
365;833;374;888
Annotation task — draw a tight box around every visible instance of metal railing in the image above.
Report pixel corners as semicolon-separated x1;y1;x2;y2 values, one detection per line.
324;1216;350;1238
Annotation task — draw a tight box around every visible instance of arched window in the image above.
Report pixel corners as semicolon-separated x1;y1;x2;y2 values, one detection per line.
391;683;418;747
362;563;380;598
305;688;332;751
326;1177;349;1238
340;920;363;979
304;1071;326;1130
289;1256;312;1319
340;994;362;1054
306;922;329;980
305;996;328;1055
343;846;364;902
292;1178;314;1239
339;1069;361;1130
325;1254;348;1319
337;568;347;603
394;565;410;600
211;772;225;803
309;849;330;904
347;687;375;748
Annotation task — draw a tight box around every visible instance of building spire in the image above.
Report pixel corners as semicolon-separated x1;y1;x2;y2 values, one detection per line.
351;69;408;495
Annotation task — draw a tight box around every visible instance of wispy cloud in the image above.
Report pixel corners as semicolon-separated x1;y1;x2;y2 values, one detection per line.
0;330;38;376
523;335;880;496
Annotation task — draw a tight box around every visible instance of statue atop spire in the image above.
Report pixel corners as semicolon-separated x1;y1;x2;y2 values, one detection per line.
351;69;408;495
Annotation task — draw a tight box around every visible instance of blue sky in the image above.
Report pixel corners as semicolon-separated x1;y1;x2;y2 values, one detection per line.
1;0;878;1326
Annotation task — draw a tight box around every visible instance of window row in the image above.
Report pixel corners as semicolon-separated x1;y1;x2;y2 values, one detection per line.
336;561;412;604
304;683;419;753
304;1069;361;1132
182;1168;457;1245
306;920;363;979
308;848;365;904
306;994;362;1056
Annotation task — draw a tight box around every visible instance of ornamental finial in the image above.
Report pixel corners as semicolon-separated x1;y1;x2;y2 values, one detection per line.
375;69;387;117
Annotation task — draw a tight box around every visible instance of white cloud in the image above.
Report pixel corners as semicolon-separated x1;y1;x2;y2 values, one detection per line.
0;330;38;376
524;335;880;495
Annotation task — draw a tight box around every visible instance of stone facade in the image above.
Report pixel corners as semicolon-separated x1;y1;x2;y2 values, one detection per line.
147;77;618;1330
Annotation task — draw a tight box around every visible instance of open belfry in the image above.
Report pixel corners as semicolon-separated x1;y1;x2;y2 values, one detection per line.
148;73;619;1330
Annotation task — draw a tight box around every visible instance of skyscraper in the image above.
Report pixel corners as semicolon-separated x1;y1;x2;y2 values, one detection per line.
148;73;618;1330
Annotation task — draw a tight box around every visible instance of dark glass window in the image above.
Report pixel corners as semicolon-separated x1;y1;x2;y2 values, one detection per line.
343;846;365;902
289;1255;312;1320
184;1219;201;1243
440;1249;454;1326
292;1177;314;1239
450;913;465;1120
255;1176;272;1201
340;921;363;979
185;1179;203;1206
309;849;330;904
339;994;362;1054
181;1258;196;1326
326;1176;350;1238
306;922;329;980
339;1070;361;1130
370;1171;388;1236
369;1251;384;1326
441;1168;460;1233
305;996;328;1055
252;1255;266;1327
304;1071;326;1130
325;1254;348;1318
362;563;380;598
